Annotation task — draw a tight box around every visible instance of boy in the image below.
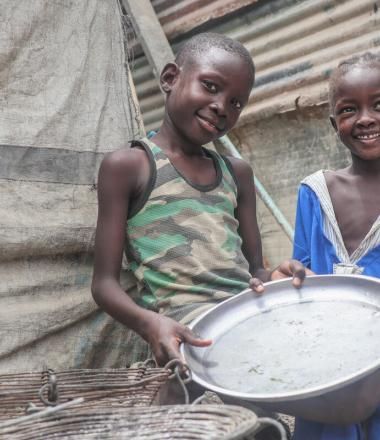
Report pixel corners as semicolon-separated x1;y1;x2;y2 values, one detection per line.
92;32;306;367
293;52;380;438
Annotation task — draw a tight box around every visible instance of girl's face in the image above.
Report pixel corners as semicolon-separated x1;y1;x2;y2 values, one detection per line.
330;65;380;162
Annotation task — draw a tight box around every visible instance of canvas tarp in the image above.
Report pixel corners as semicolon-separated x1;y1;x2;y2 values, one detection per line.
0;0;144;372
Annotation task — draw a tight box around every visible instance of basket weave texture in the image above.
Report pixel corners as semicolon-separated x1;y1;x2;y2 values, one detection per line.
0;404;259;440
0;366;170;421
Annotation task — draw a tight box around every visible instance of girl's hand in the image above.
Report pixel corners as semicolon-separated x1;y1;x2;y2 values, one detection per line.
249;259;313;293
271;259;314;287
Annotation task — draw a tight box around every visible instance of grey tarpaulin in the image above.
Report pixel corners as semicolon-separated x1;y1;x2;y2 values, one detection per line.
0;0;144;372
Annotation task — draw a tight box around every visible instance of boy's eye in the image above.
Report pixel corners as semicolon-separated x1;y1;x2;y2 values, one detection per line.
231;98;242;110
203;80;217;93
374;101;380;110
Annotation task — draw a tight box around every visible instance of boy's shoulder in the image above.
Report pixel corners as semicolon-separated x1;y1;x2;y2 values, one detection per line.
222;155;253;178
99;142;151;195
220;155;255;201
102;142;148;169
101;141;149;174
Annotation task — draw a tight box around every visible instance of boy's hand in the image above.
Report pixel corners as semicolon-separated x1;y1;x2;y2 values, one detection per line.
249;259;313;293
145;313;212;366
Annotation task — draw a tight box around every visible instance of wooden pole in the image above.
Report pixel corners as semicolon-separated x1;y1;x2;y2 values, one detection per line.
122;0;174;80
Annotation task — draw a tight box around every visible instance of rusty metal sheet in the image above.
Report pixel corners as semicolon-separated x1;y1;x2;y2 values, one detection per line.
154;0;259;40
130;0;380;132
126;0;258;60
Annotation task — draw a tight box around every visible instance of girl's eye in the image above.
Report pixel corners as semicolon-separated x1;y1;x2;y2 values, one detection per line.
231;98;242;110
339;106;355;115
374;101;380;110
203;81;217;93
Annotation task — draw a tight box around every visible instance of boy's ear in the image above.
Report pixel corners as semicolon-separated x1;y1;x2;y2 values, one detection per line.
329;115;338;132
160;62;181;93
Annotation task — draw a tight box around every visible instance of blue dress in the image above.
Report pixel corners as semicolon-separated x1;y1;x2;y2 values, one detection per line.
292;171;380;440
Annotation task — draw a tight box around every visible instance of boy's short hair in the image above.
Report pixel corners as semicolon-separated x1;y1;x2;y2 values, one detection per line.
175;32;255;82
329;51;380;111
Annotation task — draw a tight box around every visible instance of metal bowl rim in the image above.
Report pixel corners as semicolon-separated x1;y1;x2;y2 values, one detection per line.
181;274;380;402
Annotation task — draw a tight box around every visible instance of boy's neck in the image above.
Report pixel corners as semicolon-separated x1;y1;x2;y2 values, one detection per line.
151;123;205;157
349;155;380;178
149;122;219;188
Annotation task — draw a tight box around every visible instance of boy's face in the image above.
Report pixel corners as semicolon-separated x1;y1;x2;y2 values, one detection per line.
331;65;380;161
162;48;254;146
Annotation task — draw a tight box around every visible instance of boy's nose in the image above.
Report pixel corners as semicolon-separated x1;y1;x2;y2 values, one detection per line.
356;110;376;127
210;99;227;115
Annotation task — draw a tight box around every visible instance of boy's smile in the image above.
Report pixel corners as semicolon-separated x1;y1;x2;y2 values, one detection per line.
331;65;380;161
161;48;254;149
195;111;225;134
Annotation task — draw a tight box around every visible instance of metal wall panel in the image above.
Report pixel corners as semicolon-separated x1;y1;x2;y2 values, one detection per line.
130;0;380;133
153;0;258;40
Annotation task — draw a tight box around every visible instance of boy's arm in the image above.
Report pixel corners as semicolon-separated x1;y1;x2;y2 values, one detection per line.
91;149;210;366
227;156;308;290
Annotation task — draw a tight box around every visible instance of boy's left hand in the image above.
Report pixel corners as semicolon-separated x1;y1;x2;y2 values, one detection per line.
249;259;314;293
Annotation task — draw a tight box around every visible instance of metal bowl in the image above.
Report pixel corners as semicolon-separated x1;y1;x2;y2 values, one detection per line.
182;275;380;423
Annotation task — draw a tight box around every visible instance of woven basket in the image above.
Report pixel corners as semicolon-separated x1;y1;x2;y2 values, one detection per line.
0;366;170;421
0;404;260;440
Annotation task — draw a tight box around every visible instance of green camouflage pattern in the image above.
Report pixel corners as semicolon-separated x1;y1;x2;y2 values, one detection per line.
125;138;251;311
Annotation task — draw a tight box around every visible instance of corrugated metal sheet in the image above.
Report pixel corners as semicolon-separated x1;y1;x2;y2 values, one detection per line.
125;0;257;60
153;0;258;40
130;0;380;133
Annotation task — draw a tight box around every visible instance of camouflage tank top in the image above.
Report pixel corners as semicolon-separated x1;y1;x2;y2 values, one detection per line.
125;138;251;311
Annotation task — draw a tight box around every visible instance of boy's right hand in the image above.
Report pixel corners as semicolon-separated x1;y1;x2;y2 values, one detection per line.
144;313;212;366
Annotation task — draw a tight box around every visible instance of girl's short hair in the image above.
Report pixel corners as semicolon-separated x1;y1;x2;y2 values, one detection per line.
329;51;380;111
